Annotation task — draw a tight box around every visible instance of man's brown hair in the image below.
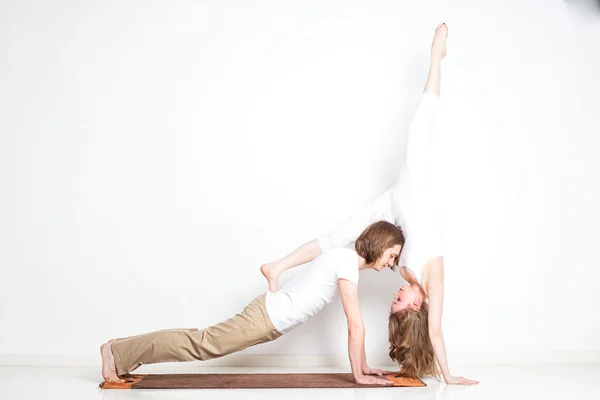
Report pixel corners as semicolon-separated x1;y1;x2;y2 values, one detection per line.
354;221;405;271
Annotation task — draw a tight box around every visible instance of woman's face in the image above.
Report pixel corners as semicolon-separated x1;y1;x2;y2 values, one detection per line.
391;284;423;314
373;245;402;271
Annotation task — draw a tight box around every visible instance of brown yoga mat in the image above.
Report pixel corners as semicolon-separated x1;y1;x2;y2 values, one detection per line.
100;373;425;389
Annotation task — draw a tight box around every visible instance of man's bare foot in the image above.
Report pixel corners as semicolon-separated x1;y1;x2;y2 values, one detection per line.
101;341;124;383
260;262;281;293
431;23;448;60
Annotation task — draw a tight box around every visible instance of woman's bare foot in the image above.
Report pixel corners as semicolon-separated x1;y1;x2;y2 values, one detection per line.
101;341;124;383
431;23;448;60
260;262;281;293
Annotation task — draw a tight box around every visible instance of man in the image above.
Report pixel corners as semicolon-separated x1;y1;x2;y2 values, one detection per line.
101;221;403;386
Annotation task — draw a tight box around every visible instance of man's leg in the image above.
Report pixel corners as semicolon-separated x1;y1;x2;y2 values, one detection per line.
101;328;200;382
110;328;199;343
101;294;281;381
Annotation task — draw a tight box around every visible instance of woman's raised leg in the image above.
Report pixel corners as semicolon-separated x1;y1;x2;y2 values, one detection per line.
425;23;447;96
261;189;395;292
398;23;448;197
261;24;449;293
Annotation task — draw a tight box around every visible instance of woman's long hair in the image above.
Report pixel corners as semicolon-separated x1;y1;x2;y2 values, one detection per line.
388;301;440;379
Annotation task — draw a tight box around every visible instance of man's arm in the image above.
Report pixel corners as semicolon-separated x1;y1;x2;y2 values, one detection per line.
339;279;392;386
361;344;368;372
361;343;394;376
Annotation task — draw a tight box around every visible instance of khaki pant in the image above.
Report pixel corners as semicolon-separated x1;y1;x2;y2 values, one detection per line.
111;294;281;375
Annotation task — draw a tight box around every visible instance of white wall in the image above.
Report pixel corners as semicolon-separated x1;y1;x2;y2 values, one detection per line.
1;0;599;367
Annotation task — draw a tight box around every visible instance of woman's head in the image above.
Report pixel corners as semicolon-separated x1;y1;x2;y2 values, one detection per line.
354;221;405;271
391;283;426;314
388;302;439;379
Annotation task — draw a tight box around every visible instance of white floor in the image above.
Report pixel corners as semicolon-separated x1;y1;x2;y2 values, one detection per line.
1;364;599;400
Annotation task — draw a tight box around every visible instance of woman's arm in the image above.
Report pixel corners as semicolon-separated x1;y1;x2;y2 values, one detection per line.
426;263;479;385
425;271;450;378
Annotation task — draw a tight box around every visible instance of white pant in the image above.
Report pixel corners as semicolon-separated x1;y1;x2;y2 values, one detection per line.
318;92;443;279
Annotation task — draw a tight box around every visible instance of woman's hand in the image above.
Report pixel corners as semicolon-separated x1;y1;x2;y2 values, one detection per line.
362;368;394;376
444;375;479;385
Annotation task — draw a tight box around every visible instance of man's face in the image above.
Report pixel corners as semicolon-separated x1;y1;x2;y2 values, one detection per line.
373;245;402;271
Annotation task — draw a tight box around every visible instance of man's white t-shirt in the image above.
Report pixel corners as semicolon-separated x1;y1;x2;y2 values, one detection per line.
265;248;360;334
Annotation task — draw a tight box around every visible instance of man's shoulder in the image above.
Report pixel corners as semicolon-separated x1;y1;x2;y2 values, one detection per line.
315;248;357;268
326;249;359;282
324;247;357;259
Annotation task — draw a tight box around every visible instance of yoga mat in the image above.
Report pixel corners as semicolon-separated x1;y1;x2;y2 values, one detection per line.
100;373;425;389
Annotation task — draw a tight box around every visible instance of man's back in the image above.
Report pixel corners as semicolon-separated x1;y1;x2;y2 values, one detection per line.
265;247;359;334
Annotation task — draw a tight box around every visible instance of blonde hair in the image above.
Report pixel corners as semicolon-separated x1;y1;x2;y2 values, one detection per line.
354;221;404;271
388;301;440;379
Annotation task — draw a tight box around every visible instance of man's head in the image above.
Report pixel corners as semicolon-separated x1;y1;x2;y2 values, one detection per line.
354;221;404;271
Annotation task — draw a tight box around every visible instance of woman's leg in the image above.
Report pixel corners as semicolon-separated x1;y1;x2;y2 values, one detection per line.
425;23;447;96
261;239;322;293
101;294;281;381
261;188;395;292
261;24;449;292
392;23;447;280
400;23;448;195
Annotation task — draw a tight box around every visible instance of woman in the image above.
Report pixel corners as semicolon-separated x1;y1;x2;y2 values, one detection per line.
101;221;403;386
261;23;478;385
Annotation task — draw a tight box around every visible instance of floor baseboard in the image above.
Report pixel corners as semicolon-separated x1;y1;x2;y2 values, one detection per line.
1;351;599;368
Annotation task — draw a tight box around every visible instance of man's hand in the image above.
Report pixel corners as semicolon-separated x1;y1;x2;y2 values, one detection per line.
362;368;394;376
355;375;394;386
444;375;479;385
